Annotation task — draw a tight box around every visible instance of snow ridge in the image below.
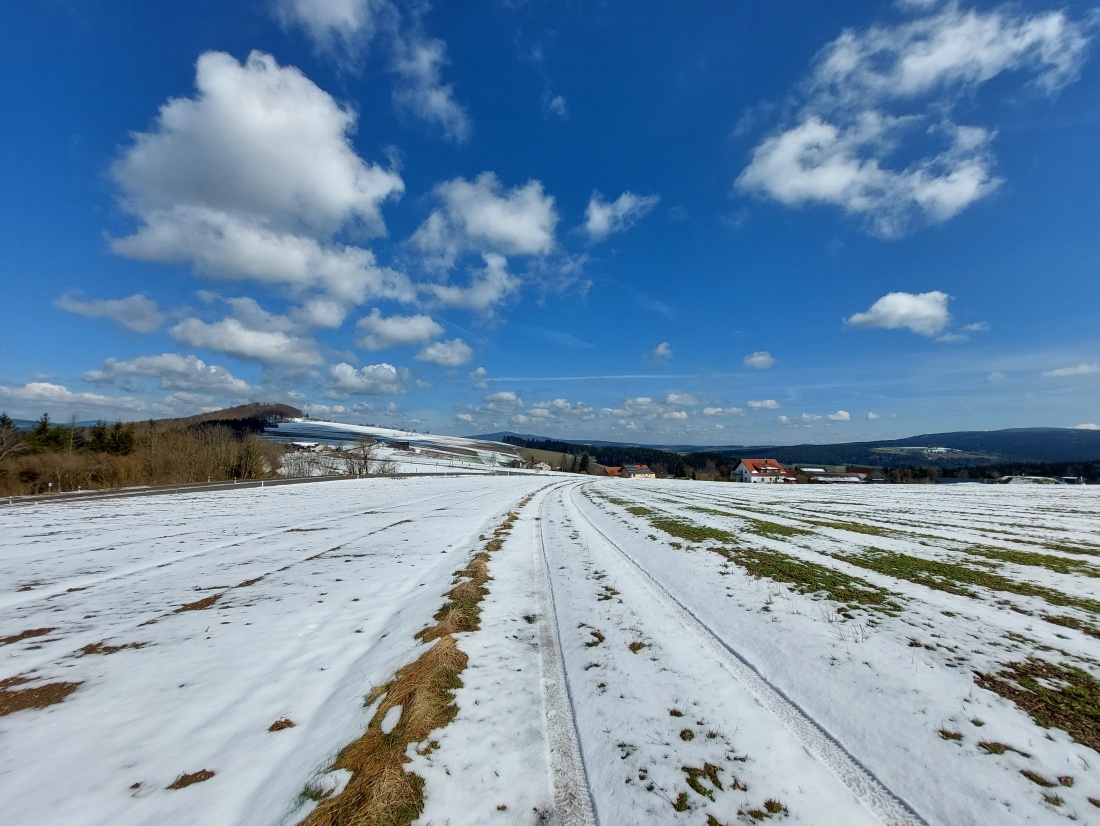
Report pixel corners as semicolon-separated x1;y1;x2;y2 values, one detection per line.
535;482;600;826
569;486;927;826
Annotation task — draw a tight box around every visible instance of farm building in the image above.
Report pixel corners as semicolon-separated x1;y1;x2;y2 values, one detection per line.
732;459;793;483
621;464;656;479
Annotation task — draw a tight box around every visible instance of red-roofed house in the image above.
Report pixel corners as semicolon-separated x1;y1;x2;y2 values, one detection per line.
732;458;792;483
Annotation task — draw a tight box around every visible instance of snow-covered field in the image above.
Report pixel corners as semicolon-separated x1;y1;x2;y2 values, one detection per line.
2;478;1098;825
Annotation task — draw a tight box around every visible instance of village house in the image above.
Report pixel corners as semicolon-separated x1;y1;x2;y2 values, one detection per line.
731;458;792;483
620;464;656;479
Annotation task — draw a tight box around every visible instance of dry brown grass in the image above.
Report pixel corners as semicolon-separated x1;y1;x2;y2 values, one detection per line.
79;641;146;655
176;594;222;612
297;504;527;826
0;676;81;716
237;577;264;588
270;717;297;731
1;628;54;645
167;769;215;789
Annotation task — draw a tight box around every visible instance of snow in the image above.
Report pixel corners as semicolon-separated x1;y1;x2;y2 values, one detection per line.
3;477;1098;825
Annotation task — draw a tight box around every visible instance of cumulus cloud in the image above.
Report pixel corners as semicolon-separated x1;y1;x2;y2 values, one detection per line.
0;382;150;414
748;399;779;409
356;308;443;350
427;253;520;315
1073;422;1099;430
1042;363;1099;377
412;172;558;269
455;412;475;423
110;51;407;311
85;353;253;395
845;290;950;336
469;366;489;389
867;411;880;420
584;191;660;242
665;392;698;406
415;338;473;367
827;409;851;421
512;398;596;427
648;342;672;361
737;5;1091;236
703;406;745;416
743;350;775;369
171;317;321;366
328;361;409;395
273;0;395;60
56;292;164;333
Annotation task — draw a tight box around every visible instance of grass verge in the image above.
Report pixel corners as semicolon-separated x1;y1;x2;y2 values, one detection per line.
298;499;530;826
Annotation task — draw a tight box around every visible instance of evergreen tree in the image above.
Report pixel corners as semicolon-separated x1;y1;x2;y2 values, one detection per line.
578;452;590;473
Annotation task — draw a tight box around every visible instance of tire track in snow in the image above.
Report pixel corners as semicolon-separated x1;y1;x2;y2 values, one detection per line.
567;485;927;826
534;482;600;826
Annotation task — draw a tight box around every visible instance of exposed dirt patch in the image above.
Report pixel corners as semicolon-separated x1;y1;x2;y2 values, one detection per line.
236;577;264;588
0;676;81;716
167;769;215;789
2;628;55;645
16;581;45;592
269;717;297;731
175;594;222;612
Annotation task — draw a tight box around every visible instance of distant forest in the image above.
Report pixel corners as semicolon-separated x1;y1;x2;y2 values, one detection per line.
505;436;1099;482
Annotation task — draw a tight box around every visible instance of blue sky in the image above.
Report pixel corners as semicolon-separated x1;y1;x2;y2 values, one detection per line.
2;0;1098;444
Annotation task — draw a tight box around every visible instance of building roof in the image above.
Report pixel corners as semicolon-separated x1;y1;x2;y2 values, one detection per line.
739;458;785;473
604;466;622;476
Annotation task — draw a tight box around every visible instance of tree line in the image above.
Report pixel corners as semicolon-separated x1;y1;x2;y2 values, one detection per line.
0;412;284;496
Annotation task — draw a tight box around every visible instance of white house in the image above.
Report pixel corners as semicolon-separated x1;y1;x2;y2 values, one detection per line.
732;458;791;483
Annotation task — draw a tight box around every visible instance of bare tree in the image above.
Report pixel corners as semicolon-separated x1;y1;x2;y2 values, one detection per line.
0;413;26;461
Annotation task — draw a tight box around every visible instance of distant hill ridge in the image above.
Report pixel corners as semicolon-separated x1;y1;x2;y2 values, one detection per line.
475;427;1100;466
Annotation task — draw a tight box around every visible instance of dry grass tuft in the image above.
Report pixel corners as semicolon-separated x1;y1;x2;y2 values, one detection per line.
297;504;527;826
269;717;296;731
1;628;55;645
167;769;215;789
176;594;222;612
628;640;646;653
1020;769;1056;788
0;676;81;716
237;577;264;588
79;641;146;655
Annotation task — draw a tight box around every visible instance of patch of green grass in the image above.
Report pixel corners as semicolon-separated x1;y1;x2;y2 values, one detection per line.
743;517;813;539
683;763;723;799
679;729;694;741
1041;613;1100;639
718;546;901;613
845;548;1100;615
808;520;896;538
649;517;737;544
975;659;1100;753
672;791;689;811
626;505;654;516
965;546;1100;578
1042;541;1100;558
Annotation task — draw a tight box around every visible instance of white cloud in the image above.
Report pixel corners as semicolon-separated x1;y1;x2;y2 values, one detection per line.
328;361;409;395
484;390;523;410
391;34;471;142
737;5;1091;236
469;366;489;389
356;309;443;350
412;172;557;269
962;321;989;332
743;350;775;369
845;290;950;335
827;409;851;421
427;253;520;315
1073;423;1099;430
703;406;745;416
455;412;475;423
648;342;672;361
546;94;567;119
415;338;473;367
171;317;321;366
56;293;164;333
665;392;698;406
935;332;969;343
85;353;253;395
110;51;407;308
801;413;822;422
273;0;395;59
662;410;688;420
0;382;150;414
867;411;880;420
988;371;1005;382
748;399;779;409
584;191;660;242
1042;363;1099;377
